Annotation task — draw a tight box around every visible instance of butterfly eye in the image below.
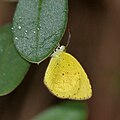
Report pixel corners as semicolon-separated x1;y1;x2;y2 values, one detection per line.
55;46;60;51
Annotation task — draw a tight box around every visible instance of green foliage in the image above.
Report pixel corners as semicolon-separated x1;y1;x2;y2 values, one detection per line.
33;101;88;120
0;24;30;96
13;0;68;63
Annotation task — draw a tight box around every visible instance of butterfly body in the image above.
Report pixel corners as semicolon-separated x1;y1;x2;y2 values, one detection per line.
44;46;92;100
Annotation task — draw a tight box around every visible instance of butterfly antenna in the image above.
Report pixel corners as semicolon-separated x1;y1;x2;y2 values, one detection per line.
66;29;71;48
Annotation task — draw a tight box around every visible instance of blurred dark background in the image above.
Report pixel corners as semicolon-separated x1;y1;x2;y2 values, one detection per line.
0;0;120;120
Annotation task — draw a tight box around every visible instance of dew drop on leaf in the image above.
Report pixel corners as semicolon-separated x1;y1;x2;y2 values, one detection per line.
18;26;22;29
15;37;18;40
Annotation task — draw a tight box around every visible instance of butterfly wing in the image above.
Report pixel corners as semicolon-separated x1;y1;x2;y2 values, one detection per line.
69;62;92;100
44;51;92;100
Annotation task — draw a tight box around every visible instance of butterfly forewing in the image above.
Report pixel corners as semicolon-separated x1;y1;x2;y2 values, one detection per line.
44;51;92;100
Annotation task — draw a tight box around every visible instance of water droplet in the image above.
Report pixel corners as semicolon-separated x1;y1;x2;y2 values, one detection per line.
18;16;22;20
11;27;14;30
37;27;40;30
18;26;22;29
15;37;18;40
33;31;36;34
25;30;28;35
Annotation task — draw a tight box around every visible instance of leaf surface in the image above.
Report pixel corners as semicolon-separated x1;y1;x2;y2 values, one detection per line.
33;101;88;120
0;24;30;96
13;0;68;63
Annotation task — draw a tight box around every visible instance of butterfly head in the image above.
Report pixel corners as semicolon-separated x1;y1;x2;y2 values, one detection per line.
51;45;66;57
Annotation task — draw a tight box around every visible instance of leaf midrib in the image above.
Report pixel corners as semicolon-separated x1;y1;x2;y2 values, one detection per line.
36;0;43;61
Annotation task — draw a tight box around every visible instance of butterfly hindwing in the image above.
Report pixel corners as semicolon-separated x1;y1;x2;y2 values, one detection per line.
44;48;92;100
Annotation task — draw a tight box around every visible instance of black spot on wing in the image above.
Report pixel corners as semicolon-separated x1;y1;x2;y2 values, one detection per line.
68;64;70;66
74;72;77;75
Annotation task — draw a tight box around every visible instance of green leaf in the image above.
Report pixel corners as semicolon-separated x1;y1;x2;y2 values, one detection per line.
13;0;68;63
0;24;30;96
3;0;18;2
33;101;88;120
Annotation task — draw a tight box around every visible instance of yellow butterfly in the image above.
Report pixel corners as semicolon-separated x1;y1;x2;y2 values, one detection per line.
44;45;92;100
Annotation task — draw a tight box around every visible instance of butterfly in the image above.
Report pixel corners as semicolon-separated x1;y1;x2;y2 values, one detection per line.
44;45;92;100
